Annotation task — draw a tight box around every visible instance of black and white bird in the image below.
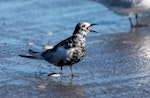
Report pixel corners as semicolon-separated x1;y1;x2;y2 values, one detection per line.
92;0;150;27
19;22;98;77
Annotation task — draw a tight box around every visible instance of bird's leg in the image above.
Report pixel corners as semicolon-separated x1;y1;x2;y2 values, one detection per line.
60;66;64;77
128;16;134;27
70;65;74;77
135;14;142;27
70;65;79;77
135;14;139;26
128;14;148;28
135;14;148;27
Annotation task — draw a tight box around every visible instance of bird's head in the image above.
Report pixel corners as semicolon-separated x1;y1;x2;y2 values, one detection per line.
73;22;98;36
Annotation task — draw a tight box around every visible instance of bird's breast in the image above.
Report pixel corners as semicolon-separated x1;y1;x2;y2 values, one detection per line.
64;44;86;64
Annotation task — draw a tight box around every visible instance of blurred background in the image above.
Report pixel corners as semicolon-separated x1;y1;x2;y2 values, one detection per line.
0;0;150;98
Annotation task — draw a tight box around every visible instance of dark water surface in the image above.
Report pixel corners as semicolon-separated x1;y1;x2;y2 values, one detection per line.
0;0;150;98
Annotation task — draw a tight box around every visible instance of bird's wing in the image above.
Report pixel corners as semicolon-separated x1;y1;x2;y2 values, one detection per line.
52;36;73;51
28;49;39;55
41;36;74;64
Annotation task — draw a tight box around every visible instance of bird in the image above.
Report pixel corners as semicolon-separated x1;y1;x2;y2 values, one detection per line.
19;22;98;77
92;0;150;27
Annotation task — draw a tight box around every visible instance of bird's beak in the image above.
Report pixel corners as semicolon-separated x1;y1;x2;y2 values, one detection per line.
90;24;98;26
89;24;99;33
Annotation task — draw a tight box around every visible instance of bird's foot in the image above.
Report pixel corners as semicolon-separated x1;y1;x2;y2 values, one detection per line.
60;72;69;78
61;75;70;79
71;74;79;78
61;74;79;78
131;24;148;28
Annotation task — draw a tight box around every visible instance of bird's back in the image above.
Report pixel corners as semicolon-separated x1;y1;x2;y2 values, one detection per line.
94;0;141;8
93;0;150;15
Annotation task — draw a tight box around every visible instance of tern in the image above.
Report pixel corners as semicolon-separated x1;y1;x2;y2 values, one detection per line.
19;22;98;77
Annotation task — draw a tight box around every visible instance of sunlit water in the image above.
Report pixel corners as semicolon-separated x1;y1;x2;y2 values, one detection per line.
0;0;150;98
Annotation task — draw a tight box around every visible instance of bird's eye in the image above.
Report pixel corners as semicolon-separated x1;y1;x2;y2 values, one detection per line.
82;25;85;28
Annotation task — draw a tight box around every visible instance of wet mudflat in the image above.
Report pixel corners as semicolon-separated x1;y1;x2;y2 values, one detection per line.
0;0;150;98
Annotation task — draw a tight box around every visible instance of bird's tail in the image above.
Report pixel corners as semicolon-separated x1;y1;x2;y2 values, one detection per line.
19;49;44;60
19;55;37;59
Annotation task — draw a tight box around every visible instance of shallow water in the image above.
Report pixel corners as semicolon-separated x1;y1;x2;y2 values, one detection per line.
0;0;150;98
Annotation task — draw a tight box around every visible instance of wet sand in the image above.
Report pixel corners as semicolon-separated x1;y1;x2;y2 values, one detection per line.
0;0;150;98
